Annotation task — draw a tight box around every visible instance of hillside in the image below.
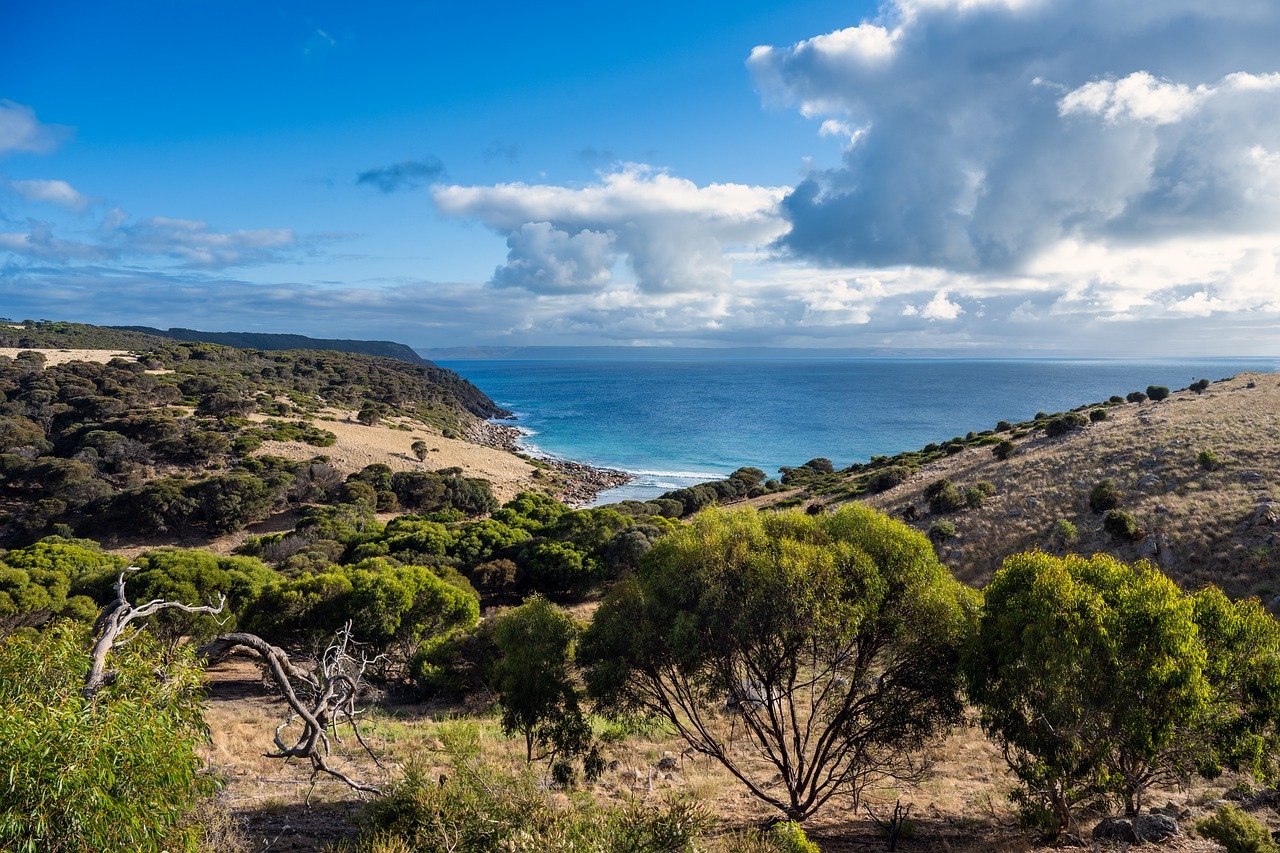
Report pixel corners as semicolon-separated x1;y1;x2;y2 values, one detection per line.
117;326;433;366
0;323;524;548
770;372;1280;597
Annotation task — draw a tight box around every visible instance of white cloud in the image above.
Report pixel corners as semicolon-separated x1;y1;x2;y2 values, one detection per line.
0;100;71;157
491;222;616;293
749;0;1280;271
920;290;963;320
9;178;90;211
433;164;788;293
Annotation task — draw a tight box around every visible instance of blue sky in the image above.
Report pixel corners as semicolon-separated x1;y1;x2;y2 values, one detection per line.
3;0;1279;353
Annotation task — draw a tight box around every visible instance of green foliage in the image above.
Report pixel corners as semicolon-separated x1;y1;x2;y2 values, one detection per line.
928;519;958;543
1089;478;1123;513
1192;587;1280;782
1044;412;1089;438
1103;509;1142;541
966;552;1214;833
0;537;125;621
582;504;975;821
1147;385;1171;401
1196;804;1280;853
1127;391;1148;403
993;439;1016;460
768;822;820;853
1199;448;1223;471
1052;518;1079;548
925;478;966;514
247;559;480;681
129;549;278;643
1190;378;1211;394
1089;408;1108;423
0;623;216;852
492;596;599;779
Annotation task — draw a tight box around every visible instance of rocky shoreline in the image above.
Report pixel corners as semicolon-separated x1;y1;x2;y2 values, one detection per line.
465;420;633;507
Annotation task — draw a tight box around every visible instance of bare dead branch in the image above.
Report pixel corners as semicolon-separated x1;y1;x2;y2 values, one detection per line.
198;622;383;795
83;567;226;700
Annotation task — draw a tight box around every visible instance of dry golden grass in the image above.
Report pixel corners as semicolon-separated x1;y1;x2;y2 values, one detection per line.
248;409;539;504
202;652;1258;852
821;372;1280;597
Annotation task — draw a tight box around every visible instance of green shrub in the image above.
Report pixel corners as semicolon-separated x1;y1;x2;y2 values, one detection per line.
0;623;216;851
1103;509;1142;541
1196;804;1280;853
1089;479;1123;513
1052;519;1078;548
1109;395;1125;404
1127;391;1148;403
1044;412;1088;437
1147;385;1171;401
964;486;988;509
995;420;1013;432
993;439;1016;461
1089;408;1108;422
1199;449;1222;471
928;519;958;543
1190;379;1211;394
925;479;965;514
868;465;911;493
768;821;820;853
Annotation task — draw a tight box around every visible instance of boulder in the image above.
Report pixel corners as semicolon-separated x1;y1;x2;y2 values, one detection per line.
1092;814;1179;844
1252;502;1280;527
1135;474;1164;492
1241;471;1266;484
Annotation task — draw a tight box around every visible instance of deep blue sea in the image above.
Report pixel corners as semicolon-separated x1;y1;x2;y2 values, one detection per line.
438;358;1278;504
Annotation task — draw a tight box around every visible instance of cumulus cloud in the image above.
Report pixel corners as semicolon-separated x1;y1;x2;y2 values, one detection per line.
0;100;71;157
433;165;788;293
356;157;446;193
491;222;616;292
749;0;1280;271
8;178;90;211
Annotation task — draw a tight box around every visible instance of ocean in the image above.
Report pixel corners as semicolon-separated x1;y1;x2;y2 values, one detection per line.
437;358;1278;505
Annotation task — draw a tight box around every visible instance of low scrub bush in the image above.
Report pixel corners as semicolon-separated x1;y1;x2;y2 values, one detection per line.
1196;804;1279;853
1052;519;1078;548
1147;385;1171;401
928;519;958;543
1103;509;1142;541
1127;391;1148;403
1199;449;1222;471
1089;479;1123;513
1089;408;1108;422
992;439;1015;460
1190;378;1211;394
1044;412;1088;437
925;478;965;514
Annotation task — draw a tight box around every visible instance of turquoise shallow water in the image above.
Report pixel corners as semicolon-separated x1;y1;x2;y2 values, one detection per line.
437;358;1278;504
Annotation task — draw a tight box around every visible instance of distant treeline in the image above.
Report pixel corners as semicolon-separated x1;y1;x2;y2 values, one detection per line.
114;325;433;366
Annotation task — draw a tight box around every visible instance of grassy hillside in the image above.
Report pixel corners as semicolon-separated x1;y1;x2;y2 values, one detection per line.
756;372;1280;598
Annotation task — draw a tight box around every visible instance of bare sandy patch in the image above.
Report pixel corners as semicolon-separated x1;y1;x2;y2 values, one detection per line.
0;347;136;366
250;411;537;503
